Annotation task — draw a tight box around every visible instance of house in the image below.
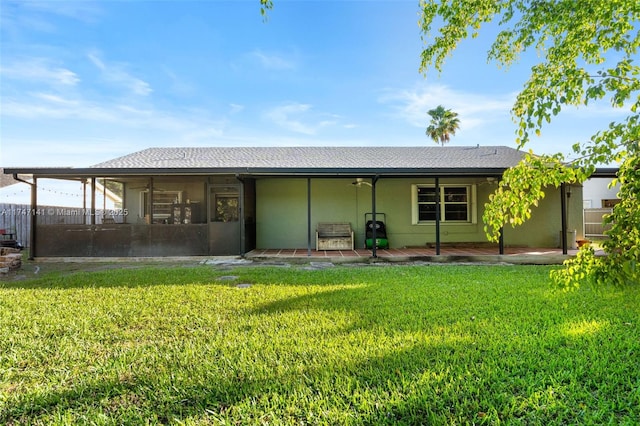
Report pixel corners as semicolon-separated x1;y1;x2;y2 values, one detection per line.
3;145;606;258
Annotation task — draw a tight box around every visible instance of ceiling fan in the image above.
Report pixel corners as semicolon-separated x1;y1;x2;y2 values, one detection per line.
351;178;372;187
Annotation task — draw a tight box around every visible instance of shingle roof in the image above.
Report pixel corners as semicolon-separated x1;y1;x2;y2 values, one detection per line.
90;146;525;170
0;169;20;188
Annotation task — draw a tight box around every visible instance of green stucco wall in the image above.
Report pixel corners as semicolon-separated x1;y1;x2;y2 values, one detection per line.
255;177;584;249
502;183;584;248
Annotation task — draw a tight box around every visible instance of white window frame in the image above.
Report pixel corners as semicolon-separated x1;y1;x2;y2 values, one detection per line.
411;184;477;224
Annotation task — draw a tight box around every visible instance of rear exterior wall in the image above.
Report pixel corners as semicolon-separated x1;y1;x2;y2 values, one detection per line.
255;177;583;249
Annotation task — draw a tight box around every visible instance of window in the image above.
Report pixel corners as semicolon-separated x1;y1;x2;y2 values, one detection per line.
412;185;476;224
602;199;620;208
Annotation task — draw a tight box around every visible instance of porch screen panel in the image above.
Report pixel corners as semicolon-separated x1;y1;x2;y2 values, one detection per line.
213;194;239;222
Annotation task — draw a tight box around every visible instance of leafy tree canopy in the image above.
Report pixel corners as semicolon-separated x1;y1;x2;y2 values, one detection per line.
419;0;640;287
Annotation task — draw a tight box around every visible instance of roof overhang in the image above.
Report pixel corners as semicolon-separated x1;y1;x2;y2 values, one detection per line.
3;166;619;180
2;166;515;179
588;168;619;178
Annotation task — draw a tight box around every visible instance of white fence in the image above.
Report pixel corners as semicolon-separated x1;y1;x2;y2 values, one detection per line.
583;208;613;238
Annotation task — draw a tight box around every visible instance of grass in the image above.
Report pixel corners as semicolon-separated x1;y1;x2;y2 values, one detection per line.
1;262;639;425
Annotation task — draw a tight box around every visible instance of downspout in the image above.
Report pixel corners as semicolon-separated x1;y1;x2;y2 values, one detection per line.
371;175;379;258
83;180;87;225
148;177;154;224
560;183;568;255
307;178;312;257
91;177;97;226
435;177;441;255
498;174;504;254
13;174;36;260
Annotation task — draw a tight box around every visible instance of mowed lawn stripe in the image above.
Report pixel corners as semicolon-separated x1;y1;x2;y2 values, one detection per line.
1;264;639;424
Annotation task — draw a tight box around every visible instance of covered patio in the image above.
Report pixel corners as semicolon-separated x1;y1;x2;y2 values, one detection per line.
246;246;588;265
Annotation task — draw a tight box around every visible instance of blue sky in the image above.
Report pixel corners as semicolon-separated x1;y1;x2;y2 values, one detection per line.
0;0;627;167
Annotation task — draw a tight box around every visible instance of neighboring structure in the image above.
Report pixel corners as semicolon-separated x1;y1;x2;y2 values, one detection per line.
582;177;620;209
0;168;23;188
582;177;620;239
4;145;603;258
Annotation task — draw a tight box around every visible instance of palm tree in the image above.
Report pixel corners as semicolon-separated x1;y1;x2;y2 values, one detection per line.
426;105;460;146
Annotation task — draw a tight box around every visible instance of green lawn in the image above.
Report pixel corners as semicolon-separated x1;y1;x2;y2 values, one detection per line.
1;263;639;424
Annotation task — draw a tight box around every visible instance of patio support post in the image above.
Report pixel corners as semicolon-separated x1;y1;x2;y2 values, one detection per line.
83;180;87;225
307;178;312;257
148;177;154;224
435;177;441;255
30;177;37;260
371;175;379;258
12;173;36;258
561;182;568;255
90;177;96;226
236;175;246;255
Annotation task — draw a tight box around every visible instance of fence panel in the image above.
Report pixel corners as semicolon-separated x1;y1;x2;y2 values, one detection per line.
0;203;96;248
0;203;31;247
584;208;613;238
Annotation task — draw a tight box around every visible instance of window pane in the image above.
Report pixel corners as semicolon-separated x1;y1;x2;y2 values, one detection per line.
444;187;467;202
444;204;468;221
417;187;437;203
418;204;436;221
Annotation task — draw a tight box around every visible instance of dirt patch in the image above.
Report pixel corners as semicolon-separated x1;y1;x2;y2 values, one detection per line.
0;256;191;281
0;255;262;282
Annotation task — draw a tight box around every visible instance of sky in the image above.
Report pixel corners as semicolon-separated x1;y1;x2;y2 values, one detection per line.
0;0;629;168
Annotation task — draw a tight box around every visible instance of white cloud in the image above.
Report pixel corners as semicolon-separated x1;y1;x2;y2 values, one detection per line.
23;1;103;23
229;103;245;114
379;83;516;130
88;50;152;96
1;97;109;121
116;104;153;116
0;58;79;86
0;135;136;167
249;50;297;71
0;1;102;36
1;13;57;34
32;92;80;106
264;103;315;134
1;91;227;139
264;103;343;135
